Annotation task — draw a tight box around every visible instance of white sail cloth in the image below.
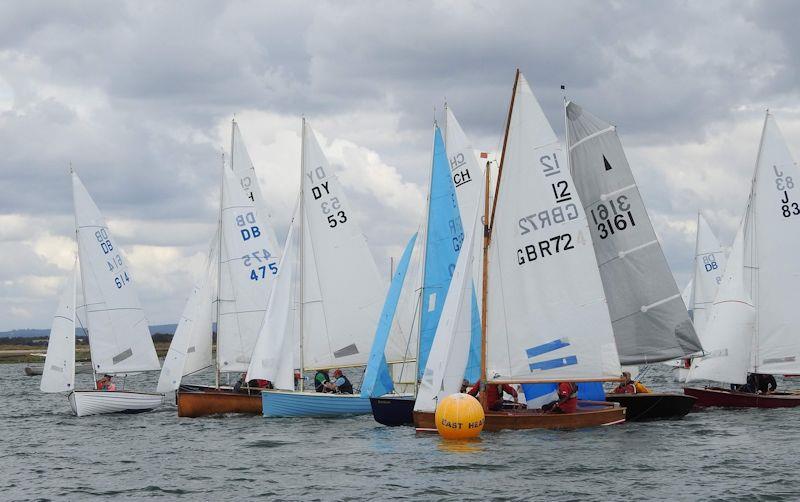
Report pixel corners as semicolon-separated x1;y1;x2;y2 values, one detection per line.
156;232;217;392
691;213;727;335
485;74;620;382
72;172;160;374
300;122;389;370
41;264;77;392
566;101;701;364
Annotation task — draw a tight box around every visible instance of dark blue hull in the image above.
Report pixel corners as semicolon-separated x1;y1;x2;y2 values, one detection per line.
370;396;415;426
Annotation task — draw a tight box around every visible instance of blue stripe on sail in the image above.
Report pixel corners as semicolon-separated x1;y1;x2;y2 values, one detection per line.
463;287;481;383
529;356;578;372
418;126;464;379
525;339;570;359
361;233;417;398
523;383;558;402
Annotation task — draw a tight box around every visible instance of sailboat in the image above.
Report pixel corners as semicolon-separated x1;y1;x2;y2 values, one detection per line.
413;70;625;432
364;123;469;426
669;213;727;382
565;101;702;420
162;120;283;417
257;119;394;417
685;111;800;408
40;171;163;417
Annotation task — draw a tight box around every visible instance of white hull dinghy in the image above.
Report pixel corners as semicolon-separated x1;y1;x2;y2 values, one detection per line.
68;390;164;417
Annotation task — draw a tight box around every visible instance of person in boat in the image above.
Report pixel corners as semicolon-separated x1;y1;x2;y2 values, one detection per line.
466;381;519;411
460;379;470;393
96;374;116;391
756;374;778;394
324;369;354;394
610;372;651;394
542;382;578;413
314;369;331;393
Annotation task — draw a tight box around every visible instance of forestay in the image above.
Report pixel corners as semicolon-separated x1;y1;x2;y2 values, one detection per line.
743;113;800;374
415;173;483;412
443;106;483;382
156;231;217;392
300;121;388;369
691;213;727;335
687;223;754;384
486;74;620;382
566;101;701;364
246;213;299;390
72;172;160;374
217;145;281;372
41;264;77;392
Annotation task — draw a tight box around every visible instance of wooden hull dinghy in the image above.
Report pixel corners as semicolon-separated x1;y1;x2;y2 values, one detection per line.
176;385;262;417
413;401;625;432
262;390;373;417
68;390;163;417
605;393;696;421
684;387;800;408
370;395;416;426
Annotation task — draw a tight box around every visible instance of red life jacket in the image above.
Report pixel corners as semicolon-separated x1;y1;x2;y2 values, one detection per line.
556;382;578;413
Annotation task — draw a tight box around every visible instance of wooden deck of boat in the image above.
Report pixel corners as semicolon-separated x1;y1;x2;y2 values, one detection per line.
414;402;625;432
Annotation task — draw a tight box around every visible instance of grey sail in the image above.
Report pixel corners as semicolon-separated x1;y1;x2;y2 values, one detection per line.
566;101;701;364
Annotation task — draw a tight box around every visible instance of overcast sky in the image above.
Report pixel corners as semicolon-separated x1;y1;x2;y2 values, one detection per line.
1;1;799;330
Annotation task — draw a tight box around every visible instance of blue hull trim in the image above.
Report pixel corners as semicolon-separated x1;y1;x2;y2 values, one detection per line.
262;390;373;417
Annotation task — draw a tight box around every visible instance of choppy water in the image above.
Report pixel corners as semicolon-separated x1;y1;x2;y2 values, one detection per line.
2;362;800;501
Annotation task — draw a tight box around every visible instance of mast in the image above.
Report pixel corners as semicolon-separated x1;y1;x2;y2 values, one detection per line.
750;110;769;374
480;69;519;411
414;122;437;397
299;117;306;391
71;167;96;387
215;133;228;388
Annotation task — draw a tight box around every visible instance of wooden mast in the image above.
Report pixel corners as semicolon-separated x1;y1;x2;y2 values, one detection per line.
480;68;520;412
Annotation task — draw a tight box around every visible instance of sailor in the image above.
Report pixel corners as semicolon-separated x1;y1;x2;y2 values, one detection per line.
314;369;331;393
96;374;116;391
755;373;778;394
326;369;354;394
466;381;519;411
611;372;637;394
547;382;578;413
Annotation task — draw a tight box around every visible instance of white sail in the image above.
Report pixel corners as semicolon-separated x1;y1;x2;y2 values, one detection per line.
72;172;160;374
156;231;217;393
217;147;282;372
681;278;694;314
246;213;299;390
566;101;701;364
690;213;727;335
385;229;423;370
486;74;620;382
744;113;800;374
300;121;388;370
444;105;485;291
41;263;77;392
414;175;483;413
687;223;754;384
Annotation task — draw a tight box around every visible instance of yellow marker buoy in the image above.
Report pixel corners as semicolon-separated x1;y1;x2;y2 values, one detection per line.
435;393;485;439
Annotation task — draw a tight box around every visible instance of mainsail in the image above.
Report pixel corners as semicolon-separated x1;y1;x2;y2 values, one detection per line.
486;74;620;382
41;263;77;392
72;171;160;374
300;120;388;370
690;213;727;335
566;101;701;364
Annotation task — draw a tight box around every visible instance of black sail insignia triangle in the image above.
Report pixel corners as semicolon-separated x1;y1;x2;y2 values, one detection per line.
603;155;613;171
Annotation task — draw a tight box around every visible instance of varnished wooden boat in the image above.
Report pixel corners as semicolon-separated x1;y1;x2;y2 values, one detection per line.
605;393;695;421
684;386;800;408
413;401;625;432
176;384;263;417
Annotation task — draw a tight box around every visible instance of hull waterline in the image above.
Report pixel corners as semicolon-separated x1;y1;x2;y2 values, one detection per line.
605;393;695;421
413;401;625;432
684;386;800;409
262;390;372;417
68;390;164;417
176;385;262;417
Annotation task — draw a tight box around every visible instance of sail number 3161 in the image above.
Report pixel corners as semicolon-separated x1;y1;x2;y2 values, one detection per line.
589;195;636;239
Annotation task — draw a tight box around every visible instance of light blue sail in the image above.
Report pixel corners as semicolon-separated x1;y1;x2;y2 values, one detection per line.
418;126;465;379
361;233;418;398
464;289;481;383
